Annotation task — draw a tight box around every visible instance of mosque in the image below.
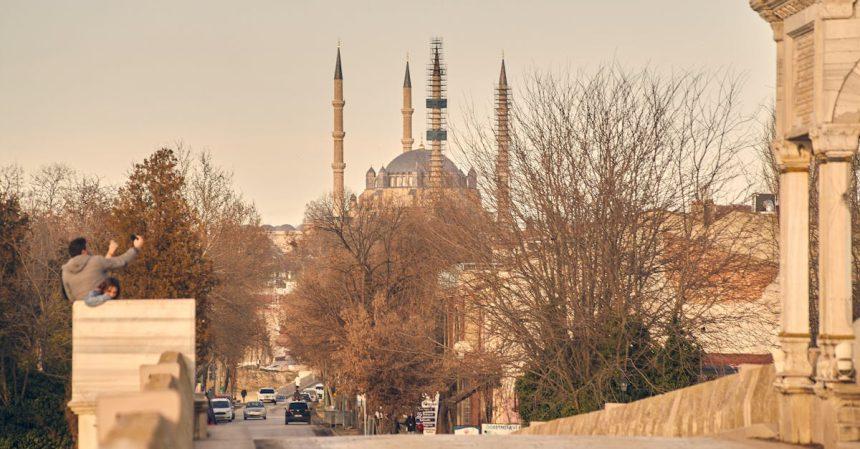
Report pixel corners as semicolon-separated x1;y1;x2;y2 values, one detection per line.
329;38;510;211
326;38;515;426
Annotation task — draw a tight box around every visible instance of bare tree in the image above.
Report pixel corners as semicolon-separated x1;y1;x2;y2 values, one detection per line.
281;194;501;432
185;151;280;393
444;66;769;420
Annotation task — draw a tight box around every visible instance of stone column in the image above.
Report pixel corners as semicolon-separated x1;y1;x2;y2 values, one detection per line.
774;139;815;444
812;124;860;384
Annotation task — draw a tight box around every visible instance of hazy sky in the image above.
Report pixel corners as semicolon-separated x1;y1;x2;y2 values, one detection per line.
0;1;775;225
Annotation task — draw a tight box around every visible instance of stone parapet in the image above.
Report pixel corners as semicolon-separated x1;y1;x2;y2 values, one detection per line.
515;365;778;437
69;299;196;449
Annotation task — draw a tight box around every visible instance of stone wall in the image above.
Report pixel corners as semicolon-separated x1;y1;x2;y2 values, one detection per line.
68;299;198;449
516;365;777;437
236;366;296;400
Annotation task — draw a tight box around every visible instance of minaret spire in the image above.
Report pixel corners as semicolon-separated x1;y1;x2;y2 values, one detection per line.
332;45;346;215
496;56;511;221
401;58;414;152
427;38;447;189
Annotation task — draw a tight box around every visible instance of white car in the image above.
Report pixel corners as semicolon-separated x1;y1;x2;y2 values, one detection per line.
258;387;277;403
210;398;234;422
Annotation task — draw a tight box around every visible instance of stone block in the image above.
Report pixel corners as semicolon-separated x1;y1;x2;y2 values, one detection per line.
140;353;195;447
101;412;177;449
193;394;209;440
96;388;184;449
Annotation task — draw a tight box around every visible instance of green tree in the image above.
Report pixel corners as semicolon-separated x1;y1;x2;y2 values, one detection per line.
110;149;216;365
0;194;74;449
0;193;31;407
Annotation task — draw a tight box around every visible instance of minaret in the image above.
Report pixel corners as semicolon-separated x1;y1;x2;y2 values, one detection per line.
332;45;346;214
426;38;447;189
401;58;414;153
496;57;511;220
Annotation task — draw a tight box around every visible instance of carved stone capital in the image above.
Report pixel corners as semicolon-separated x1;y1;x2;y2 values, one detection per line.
773;138;812;170
772;22;785;41
810;124;860;156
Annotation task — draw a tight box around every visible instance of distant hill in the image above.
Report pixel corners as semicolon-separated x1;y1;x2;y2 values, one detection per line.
262;224;297;232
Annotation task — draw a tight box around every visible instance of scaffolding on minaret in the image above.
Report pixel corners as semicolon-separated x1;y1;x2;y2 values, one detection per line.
426;37;447;188
495;57;512;221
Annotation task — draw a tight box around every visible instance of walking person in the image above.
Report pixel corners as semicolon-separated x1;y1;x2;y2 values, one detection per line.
62;235;143;302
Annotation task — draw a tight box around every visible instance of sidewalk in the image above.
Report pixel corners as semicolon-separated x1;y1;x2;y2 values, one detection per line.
253;434;808;449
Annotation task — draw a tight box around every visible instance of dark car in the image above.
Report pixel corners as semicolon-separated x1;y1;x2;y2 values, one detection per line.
285;401;311;424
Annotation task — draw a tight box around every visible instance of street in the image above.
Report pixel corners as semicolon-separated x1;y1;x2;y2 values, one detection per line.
195;402;326;449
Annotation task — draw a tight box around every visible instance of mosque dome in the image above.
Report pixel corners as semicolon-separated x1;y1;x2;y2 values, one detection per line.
385;149;463;177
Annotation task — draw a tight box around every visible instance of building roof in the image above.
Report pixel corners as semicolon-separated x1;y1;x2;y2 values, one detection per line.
703;353;773;367
383;149;463;176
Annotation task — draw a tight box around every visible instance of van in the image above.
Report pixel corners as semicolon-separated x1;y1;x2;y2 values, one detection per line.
258;387;277;403
210;398;234;422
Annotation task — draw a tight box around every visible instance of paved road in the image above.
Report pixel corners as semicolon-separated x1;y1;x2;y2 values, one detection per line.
195;402;324;449
253;435;805;449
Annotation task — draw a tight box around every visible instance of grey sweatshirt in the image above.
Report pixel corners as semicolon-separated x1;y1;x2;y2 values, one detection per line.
61;248;138;302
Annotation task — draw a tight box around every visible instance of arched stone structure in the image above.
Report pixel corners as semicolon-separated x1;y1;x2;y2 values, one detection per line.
834;59;860;123
751;1;860;447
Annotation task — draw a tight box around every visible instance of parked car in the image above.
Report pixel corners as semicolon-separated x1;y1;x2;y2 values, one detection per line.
243;401;267;420
258;387;277;403
210;398;234;423
285;401;311;424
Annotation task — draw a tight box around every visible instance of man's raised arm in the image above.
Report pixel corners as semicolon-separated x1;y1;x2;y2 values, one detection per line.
102;236;144;270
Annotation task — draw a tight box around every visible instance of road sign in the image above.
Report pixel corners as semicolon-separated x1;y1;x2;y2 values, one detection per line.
417;393;439;435
480;423;521;435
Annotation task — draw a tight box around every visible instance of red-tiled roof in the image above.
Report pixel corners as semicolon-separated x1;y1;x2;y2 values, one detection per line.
703;353;773;366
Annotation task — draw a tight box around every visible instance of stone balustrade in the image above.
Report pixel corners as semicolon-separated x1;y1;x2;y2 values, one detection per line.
68;299;198;449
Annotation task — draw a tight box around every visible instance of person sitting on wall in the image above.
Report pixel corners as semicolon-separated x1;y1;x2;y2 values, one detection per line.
83;277;121;307
62;235;143;302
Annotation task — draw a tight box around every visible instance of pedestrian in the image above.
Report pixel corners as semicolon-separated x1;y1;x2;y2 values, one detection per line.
394;416;401;434
83;277;121;307
240;389;247;403
416;420;424;434
206;398;218;426
62;235;144;302
406;414;417;433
